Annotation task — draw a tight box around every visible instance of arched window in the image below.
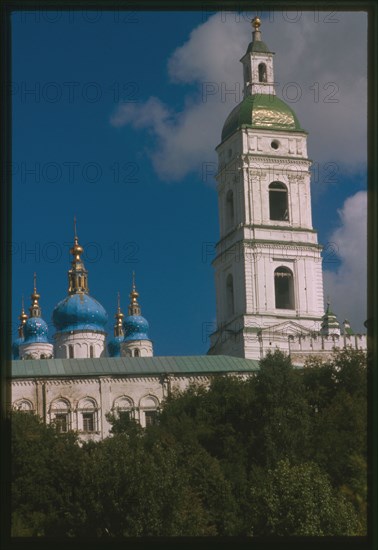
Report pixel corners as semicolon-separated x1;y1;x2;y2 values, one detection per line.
113;396;134;421
225;189;234;229
258;63;267;83
13;399;34;413
274;267;295;310
269;182;289;221
139;395;159;428
134;348;140;357
50;398;71;433
68;344;74;359
89;345;94;358
78;397;98;433
226;273;235;318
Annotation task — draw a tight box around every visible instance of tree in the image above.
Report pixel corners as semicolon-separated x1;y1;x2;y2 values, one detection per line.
250;350;312;467
11;410;84;536
10;347;367;537
248;459;360;536
303;348;367;532
78;431;234;536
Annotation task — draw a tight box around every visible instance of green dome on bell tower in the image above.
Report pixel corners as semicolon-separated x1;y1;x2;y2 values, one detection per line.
221;16;305;143
222;94;305;141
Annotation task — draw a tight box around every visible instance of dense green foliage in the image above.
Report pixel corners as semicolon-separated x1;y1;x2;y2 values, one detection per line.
11;349;367;537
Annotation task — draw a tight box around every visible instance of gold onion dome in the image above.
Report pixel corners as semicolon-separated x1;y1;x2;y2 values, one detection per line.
70;239;84;262
252;16;261;29
70;216;84;263
114;292;124;334
108;293;124;357
19;296;28;324
130;272;139;304
116;292;124;321
13;297;29;358
29;273;41;317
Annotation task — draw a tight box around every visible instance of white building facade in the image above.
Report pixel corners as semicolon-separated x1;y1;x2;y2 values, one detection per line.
11;356;259;439
10;18;366;439
208;17;366;363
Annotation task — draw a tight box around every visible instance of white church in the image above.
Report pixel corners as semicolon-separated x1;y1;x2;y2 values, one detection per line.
10;17;366;440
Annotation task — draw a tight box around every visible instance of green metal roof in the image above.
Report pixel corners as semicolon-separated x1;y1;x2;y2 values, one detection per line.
11;355;260;379
221;94;304;142
321;303;340;330
245;40;272;54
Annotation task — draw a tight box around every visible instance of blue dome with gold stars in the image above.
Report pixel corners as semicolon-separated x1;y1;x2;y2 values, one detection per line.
20;279;50;344
53;293;108;333
53;225;108;334
123;314;150;341
24;316;49;343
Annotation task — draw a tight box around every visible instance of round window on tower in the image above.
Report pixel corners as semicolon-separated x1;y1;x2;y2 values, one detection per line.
271;140;280;150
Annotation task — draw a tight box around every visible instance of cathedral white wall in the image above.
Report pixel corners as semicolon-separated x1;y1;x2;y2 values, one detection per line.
11;372;233;440
121;340;153;358
19;342;53;360
54;331;106;359
12;376;163;439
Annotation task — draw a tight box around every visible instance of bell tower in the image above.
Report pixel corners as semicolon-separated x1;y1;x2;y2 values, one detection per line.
209;17;325;359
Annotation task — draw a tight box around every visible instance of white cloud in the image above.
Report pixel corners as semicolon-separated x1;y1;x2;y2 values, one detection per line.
323;191;367;332
110;11;367;182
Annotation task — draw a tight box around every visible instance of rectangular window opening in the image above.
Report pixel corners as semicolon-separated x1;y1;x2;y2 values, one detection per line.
145;410;158;427
82;412;95;432
55;413;68;433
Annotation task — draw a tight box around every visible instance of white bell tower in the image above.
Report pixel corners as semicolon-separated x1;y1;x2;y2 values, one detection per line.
209;17;325;360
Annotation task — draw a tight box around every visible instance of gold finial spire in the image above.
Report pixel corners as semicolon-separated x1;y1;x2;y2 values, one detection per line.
68;219;88;294
132;271;136;291
29;273;41;318
251;15;262;42
18;295;28;338
252;16;261;30
128;272;141;316
19;295;28;323
114;292;124;337
70;218;84;263
31;273;40;303
130;271;139;303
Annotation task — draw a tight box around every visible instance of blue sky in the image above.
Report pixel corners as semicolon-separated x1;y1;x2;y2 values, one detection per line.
11;10;367;355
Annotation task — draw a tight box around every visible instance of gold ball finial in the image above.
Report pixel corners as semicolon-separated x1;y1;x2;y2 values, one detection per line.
31;273;40;302
130;271;139;304
19;295;28;324
116;292;124;319
70;219;84;262
252;16;261;30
